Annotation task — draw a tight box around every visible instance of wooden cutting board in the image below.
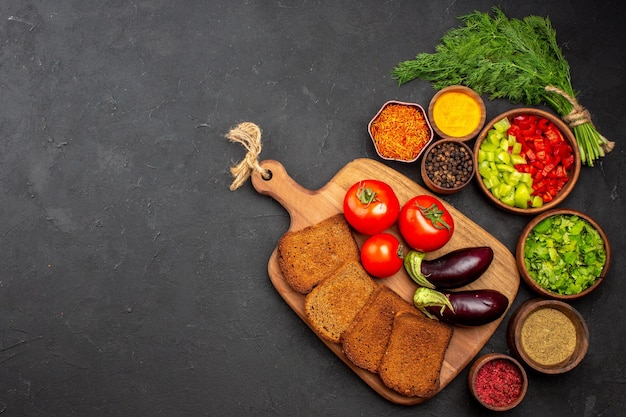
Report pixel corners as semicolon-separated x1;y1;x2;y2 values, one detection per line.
251;158;520;405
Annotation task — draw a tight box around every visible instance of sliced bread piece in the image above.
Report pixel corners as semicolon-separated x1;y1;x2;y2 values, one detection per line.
341;286;416;373
378;311;453;398
277;213;360;294
304;260;378;343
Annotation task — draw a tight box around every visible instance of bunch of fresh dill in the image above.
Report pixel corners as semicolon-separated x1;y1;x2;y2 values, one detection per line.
392;7;613;166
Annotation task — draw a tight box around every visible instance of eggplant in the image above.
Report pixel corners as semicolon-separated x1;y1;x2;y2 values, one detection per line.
413;287;509;326
404;247;494;289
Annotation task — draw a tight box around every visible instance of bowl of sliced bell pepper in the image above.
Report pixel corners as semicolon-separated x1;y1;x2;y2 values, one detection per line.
473;108;581;215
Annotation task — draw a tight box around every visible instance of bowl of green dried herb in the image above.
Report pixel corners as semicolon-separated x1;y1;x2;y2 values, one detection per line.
507;298;589;374
516;208;610;300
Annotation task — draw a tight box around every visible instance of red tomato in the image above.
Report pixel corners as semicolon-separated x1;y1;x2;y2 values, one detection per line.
343;180;400;235
398;195;454;252
360;233;403;278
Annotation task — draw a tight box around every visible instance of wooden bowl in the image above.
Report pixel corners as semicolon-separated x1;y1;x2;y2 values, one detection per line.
428;85;486;141
516;208;610;300
507;299;589;374
368;100;434;163
421;138;475;194
468;353;528;411
473;108;581;215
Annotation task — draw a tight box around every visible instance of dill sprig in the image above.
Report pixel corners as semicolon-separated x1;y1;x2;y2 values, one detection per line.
392;7;614;166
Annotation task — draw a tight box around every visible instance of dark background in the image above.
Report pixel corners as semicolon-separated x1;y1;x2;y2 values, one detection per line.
1;1;624;416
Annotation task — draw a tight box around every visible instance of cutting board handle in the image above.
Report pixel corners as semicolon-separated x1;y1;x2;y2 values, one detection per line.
251;160;342;230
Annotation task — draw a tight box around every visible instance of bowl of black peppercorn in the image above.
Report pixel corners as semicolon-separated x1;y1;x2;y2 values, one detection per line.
421;138;475;194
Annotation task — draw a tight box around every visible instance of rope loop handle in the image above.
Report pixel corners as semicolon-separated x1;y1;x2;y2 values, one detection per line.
224;122;271;190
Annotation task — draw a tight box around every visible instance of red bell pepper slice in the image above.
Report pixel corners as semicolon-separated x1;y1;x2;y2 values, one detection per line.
508;114;574;203
537;117;551;132
544;128;561;143
562;154;574;169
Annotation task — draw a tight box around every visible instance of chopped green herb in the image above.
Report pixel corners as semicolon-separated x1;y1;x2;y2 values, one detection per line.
523;214;606;295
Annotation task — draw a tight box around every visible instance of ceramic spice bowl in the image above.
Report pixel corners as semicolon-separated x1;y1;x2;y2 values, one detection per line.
473;108;581;215
368;100;434;163
421;138;475;194
468;353;528;411
507;298;589;374
516;208;610;300
428;85;486;141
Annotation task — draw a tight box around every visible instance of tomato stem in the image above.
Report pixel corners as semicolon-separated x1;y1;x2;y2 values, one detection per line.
356;182;378;206
396;243;405;260
417;203;452;231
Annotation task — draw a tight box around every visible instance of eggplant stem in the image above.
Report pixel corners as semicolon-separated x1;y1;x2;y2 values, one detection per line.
413;287;455;319
404;251;435;289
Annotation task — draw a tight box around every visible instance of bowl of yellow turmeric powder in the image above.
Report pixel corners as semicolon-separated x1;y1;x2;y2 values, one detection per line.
368;100;434;163
428;85;486;141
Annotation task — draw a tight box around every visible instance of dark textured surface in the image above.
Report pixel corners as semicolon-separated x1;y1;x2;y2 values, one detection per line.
1;1;624;416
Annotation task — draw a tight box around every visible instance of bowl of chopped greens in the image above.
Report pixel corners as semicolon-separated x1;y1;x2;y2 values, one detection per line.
473;108;581;215
516;209;610;300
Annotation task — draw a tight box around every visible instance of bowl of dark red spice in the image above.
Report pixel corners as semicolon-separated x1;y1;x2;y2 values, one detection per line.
421;138;475;194
468;353;528;411
368;100;434;163
507;298;589;374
